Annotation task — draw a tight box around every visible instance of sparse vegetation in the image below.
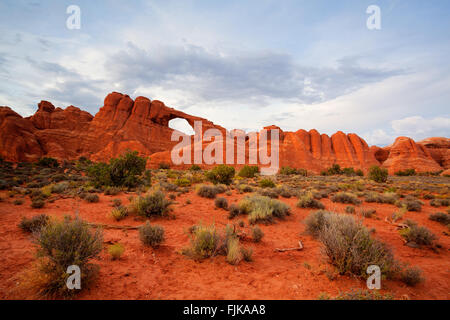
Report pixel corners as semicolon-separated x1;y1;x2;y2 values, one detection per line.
297;192;325;209
214;197;228;209
139;222;165;247
108;243;125;260
129;190;171;218
205;165;235;185
368;166;388;183
238;165;259;178
18;214;50;233
331;192;361;205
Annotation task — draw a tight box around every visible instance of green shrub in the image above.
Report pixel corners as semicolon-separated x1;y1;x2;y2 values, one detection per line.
327;164;342;175
331;192;361;205
37;157;59;168
259;178;275;188
139;222;165;247
205;165;235;185
108;243;125;260
395;169;416;176
129;190;171;218
215;197;228;209
33;217;102;298
342;167;356;176
297;192;325;209
251;226;264;242
355;169;364;177
279;166;307;176
18;214;50;233
175;178;191;187
400;220;436;246
189;164;201;171
368;166;388;183
238;165;259;178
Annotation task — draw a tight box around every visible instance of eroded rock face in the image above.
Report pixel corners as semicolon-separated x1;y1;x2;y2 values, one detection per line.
417;137;450;170
0;92;448;174
381;137;443;174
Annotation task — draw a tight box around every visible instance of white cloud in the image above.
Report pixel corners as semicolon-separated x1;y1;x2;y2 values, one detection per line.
391;116;450;139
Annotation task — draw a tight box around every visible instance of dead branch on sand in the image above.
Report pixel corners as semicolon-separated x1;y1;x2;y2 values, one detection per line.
275;240;303;252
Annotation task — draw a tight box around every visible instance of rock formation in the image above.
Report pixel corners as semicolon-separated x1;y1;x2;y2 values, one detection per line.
0;92;448;174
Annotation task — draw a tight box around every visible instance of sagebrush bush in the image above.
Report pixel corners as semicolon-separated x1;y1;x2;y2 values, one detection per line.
400;220;436;246
205;165;235;185
240;247;253;262
196;184;222;198
238;165;259;178
84;193;99;203
104;186;121;196
37;157;59;168
360;208;376;218
429;212;450;225
331;192;361;205
228;204;240;219
259;178;275;188
297;192;325;209
108;243;125;260
365;192;398;204
129;190;171;218
430;198;450;207
18;214;50;233
139;222;165;247
395;169;416;176
215;197;228;209
251;226;264;242
396;198;422;212
368;166;388;183
31;198;45;208
304;211;398;278
226;237;242;265
345;206;355;214
239;195;290;224
31;217;102;298
400;266;424;286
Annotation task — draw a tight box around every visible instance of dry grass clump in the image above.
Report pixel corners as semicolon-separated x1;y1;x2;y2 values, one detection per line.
228;204;241;219
259;178;276;188
110;206;128;221
129;190;171;218
430;198;450;207
360;208;376;218
139;221;165;247
84;193;99;203
400;220;436;246
18;214;50;233
108;243;125;260
333;289;394;300
297;192;325;209
239;195;290;224
304;211;398;278
365;192;398;204
396;197;422;212
331;192;361;205
400;266;424;286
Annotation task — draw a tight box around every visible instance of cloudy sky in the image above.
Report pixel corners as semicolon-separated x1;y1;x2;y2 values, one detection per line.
0;0;449;145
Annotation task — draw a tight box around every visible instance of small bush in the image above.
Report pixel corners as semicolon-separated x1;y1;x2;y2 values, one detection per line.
129;190;171;218
110;206;128;221
31;199;45;209
18;214;50;233
400;266;424;287
37;157;59;168
85;193;99;203
334;289;393;300
429;212;450;225
395;169;416;176
240;247;253;262
360;208;376;218
228;204;240;219
139;222;165;247
158;162;171;169
239;195;290;224
175;178;191;187
13;199;24;205
251;226;264;242
183;224;220;259
368;166;388;183
259;178;275;188
396;198;422;212
104;186;121;196
430;199;450;207
297;193;325;209
238;165;259;178
108;243;125;260
189;164;201;171
400;220;436;246
215;197;228;209
331;192;361;205
304;210;332;237
205;165;235;185
32;217;102;298
196;184;221;198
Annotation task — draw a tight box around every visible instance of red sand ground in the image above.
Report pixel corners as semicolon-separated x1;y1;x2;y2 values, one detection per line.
0;191;449;300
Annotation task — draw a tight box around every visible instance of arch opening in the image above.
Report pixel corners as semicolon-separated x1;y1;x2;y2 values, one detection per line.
169;118;195;136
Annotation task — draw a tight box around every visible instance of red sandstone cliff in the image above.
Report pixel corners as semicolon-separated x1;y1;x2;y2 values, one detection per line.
0;92;448;174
